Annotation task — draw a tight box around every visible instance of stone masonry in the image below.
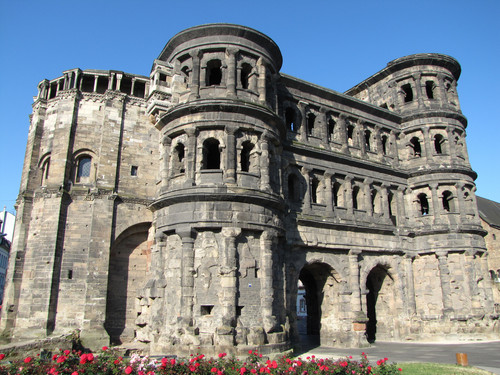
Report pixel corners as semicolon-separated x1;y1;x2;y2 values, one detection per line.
1;24;498;355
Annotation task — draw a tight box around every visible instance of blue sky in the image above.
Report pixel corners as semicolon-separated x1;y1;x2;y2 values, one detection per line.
1;0;499;213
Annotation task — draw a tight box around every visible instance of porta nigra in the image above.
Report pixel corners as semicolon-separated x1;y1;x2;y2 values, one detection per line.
1;24;498;355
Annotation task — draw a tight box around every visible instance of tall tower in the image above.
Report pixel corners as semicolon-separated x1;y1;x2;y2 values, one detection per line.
142;24;289;354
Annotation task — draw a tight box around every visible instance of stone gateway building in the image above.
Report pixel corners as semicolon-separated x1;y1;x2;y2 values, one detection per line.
2;24;498;355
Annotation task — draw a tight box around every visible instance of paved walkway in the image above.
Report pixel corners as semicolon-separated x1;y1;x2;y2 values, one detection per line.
296;339;500;374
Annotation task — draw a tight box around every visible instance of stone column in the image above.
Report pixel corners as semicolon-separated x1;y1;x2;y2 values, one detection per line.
446;126;457;159
344;176;353;215
396;187;407;225
463;250;481;315
339;115;349;153
324;173;333;214
455;182;465;222
115;73;123;92
257;58;266;105
430;183;440;223
298;101;308;142
380;184;390;218
390;131;399;165
375;126;383;158
436;251;453;317
364;179;373;215
178;228;195;326
108;73;115;90
226;48;237;97
437;73;447;103
421;127;430;159
260;133;271;191
405;254;417;315
322;108;329;145
358;121;367;156
348;249;364;317
413;73;424;107
185;128;196;186
161;135;171;192
301;166;312;213
190;50;201;100
260;231;277;332
224;125;237;185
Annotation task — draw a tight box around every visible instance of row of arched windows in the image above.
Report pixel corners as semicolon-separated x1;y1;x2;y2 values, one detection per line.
39;152;93;186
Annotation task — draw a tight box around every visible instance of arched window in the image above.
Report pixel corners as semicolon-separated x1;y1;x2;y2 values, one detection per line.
172;143;185;174
40;157;50;185
352;186;360;210
418;193;429;215
333;181;343;207
401;83;413;102
288;173;300;202
371;189;381;214
307;113;316;136
347;125;355;146
240;141;254;172
202;138;220;170
425;81;435;99
206;59;222;86
285;107;296;132
328;119;336;141
181;66;190;83
388;191;394;217
240;63;252;89
76;155;92;183
410;137;422;157
434;134;444;154
442;190;454;212
381;135;388;155
365;130;372;151
311;177;319;204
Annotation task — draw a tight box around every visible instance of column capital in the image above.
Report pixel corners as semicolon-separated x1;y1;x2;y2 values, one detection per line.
349;249;362;257
225;125;237;135
162;135;171;146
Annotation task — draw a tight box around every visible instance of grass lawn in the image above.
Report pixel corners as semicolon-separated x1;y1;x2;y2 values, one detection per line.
399;362;494;374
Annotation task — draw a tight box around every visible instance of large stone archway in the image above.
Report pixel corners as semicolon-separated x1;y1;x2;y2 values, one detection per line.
104;223;152;344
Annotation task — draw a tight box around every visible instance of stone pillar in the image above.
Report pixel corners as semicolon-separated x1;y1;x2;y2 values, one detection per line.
324;173;333;214
226;48;237;97
260;133;271;191
380;184;390;218
161;135;171;192
185;128;196;186
344;176;353;215
257;58;266;105
298;102;308;142
421;127;430;159
115;73;123;92
405;254;417;315
430;183;440;223
437;73;447;103
364;179;373;215
92;75;98;92
358;121;367;156
260;231;277;332
339;115;349;153
217;227;240;344
348;249;367;339
190;50;201;100
464;250;482;314
301;166;311;213
436;251;453;317
321;108;329;145
224;125;236;185
178;228;195;326
413;73;424;107
455;182;465;222
396;187;407;225
375;126;383;158
446;126;457;159
389;131;398;165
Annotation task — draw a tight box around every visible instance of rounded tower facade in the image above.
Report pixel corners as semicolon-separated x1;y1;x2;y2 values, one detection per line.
144;24;290;354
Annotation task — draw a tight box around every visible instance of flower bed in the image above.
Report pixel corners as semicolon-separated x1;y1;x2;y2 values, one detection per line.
0;347;402;374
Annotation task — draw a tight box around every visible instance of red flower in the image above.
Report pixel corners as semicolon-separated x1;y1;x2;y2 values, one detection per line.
24;357;32;363
64;350;71;356
251;369;257;373
87;353;94;362
0;354;4;360
56;356;66;363
102;346;108;351
240;367;247;374
211;368;218;373
125;366;134;374
248;350;253;354
218;353;227;358
72;372;79;375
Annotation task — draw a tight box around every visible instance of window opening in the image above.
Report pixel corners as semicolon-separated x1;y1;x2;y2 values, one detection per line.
201;305;214;316
120;76;132;95
388;191;394;217
434;134;444;154
442;190;453;212
333;181;341;207
159;73;167;82
288;174;299;202
96;76;109;94
307;113;316;136
202;138;220;170
401;83;413;102
240;141;254;172
181;66;190;80
418;193;429;215
328;119;335;141
76;156;91;182
365;130;371;151
131;166;138;176
285;108;296;132
81;75;94;93
371;189;378;213
311;177;319;204
425;81;435;99
241;63;252;89
206;59;222;86
173;143;185;174
347;125;354;146
133;81;146;98
352;186;360;210
381;135;388;155
67;270;73;280
41;158;50;183
410;137;422;157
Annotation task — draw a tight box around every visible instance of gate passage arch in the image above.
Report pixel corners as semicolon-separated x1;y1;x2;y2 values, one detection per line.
296;261;346;346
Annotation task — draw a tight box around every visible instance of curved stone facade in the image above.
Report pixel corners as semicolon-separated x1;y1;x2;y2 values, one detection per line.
1;24;498;354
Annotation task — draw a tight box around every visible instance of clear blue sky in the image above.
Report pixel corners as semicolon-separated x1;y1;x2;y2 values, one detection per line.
1;0;499;214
